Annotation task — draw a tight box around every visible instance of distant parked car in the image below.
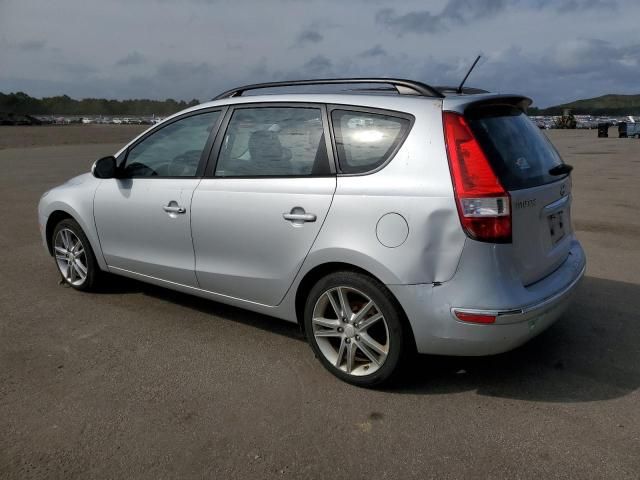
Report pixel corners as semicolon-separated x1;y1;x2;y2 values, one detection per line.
38;78;585;387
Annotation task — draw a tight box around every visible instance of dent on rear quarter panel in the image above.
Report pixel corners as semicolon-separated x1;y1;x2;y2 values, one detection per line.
305;102;466;285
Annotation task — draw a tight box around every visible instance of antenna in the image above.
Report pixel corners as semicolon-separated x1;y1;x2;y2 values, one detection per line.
457;55;481;94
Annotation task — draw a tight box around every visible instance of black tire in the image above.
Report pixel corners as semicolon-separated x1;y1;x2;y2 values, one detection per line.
303;271;408;388
51;218;101;291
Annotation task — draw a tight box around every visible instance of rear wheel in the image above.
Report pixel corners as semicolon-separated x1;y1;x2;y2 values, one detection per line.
52;218;101;291
304;271;406;387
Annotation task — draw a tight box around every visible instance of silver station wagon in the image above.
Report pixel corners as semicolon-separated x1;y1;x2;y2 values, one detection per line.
38;78;586;387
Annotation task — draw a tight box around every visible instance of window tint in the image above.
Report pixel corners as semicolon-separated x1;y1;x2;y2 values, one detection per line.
122;111;220;177
467;106;564;190
215;107;330;177
331;110;410;174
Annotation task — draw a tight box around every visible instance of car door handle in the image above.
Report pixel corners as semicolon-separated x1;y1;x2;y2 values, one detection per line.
163;204;186;214
283;211;316;223
283;213;316;222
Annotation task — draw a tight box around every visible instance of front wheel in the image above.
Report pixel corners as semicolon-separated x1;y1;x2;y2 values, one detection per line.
52;218;101;291
304;271;407;387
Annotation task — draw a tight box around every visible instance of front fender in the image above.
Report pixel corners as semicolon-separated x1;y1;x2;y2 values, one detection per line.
38;174;108;271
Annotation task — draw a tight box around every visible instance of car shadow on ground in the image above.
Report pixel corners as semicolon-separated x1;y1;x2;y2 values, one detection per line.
93;274;307;341
95;275;639;402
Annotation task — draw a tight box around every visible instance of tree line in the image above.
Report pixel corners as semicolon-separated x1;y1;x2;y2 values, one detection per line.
528;94;640;116
0;92;200;116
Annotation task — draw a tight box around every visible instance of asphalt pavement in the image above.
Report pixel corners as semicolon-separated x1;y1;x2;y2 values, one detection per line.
0;129;639;479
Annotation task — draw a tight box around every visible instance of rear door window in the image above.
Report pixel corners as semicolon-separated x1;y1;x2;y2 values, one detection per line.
331;109;411;174
466;106;565;190
215;107;330;177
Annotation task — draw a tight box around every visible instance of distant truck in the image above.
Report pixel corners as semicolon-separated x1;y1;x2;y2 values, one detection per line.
597;122;610;138
554;108;577;129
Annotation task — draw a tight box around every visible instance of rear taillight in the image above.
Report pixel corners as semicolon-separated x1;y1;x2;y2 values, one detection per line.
443;111;511;243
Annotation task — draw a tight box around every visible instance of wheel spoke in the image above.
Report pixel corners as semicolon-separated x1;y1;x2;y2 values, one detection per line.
55;253;68;261
62;230;72;249
314;330;341;338
312;317;340;329
67;261;75;281
71;239;82;253
74;259;87;277
345;342;356;373
357;313;383;331
54;246;68;255
326;290;341;318
336;287;352;319
335;338;346;368
353;300;374;324
356;341;381;366
359;333;387;356
59;261;69;278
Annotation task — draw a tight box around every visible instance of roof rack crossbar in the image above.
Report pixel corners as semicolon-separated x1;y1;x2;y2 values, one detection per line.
213;78;445;100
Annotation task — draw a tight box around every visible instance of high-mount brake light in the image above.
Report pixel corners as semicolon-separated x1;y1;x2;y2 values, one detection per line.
443;112;512;243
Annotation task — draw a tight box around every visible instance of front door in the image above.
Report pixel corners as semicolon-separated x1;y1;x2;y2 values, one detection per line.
94;110;222;286
191;104;336;305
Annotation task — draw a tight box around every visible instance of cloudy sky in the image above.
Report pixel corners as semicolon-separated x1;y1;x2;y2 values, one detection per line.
1;0;639;107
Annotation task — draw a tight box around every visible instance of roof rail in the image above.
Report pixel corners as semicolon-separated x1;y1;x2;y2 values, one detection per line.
213;78;445;100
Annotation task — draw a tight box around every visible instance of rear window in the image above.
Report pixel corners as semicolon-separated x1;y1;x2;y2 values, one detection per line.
331;110;411;174
466;106;565;190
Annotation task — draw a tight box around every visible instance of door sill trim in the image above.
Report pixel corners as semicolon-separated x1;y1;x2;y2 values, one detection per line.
109;266;273;308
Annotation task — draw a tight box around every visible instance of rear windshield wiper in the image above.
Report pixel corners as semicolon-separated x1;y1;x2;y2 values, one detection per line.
549;164;573;176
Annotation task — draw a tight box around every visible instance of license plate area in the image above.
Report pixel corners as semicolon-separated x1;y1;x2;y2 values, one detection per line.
547;210;565;244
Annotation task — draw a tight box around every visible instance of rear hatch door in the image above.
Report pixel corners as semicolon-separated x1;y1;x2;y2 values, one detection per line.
466;103;573;286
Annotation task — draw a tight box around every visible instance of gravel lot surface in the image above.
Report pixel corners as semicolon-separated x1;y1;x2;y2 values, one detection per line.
0;125;146;150
1;126;639;479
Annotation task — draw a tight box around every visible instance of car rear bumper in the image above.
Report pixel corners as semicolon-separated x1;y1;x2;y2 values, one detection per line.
388;239;586;356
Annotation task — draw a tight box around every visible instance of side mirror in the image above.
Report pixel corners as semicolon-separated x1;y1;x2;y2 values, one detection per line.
92;156;117;179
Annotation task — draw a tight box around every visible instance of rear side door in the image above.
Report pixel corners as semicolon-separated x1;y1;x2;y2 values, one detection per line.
94;109;223;285
466;105;574;285
191;103;336;305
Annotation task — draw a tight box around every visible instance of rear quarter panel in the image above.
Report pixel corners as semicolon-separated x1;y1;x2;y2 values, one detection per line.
303;98;466;285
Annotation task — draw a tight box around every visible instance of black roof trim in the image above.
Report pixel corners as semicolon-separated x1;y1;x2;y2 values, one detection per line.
213;78;445;100
435;86;490;95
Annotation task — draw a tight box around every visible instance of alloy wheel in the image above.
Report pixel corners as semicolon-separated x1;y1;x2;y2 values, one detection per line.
312;286;390;376
54;228;88;286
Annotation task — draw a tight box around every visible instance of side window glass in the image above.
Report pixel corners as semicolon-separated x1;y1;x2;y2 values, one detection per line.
122;111;220;177
215;107;330;177
331;110;410;174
